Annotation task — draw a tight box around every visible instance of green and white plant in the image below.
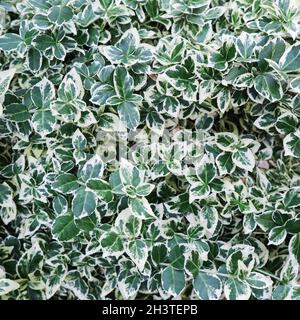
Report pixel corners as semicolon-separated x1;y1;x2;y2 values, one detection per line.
0;0;300;300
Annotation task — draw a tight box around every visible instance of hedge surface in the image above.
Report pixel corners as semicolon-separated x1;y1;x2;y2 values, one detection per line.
0;0;300;300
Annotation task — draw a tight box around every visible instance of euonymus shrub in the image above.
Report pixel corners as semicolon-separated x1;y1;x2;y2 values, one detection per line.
0;0;300;301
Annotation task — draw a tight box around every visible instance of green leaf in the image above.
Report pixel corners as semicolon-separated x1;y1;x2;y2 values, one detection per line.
290;77;300;93
216;152;235;175
72;187;97;218
32;109;56;136
52;42;66;60
209;42;236;71
199;79;215;103
53;195;68;215
215;132;238;151
0;279;20;296
258;37;286;71
285;218;300;234
235;32;256;60
283;132;300;158
90;84;116;106
118;270;142;299
102;30;139;65
33;34;55;51
268;226;286;245
146;111;165;135
52;174;79;194
272;284;291;300
254;73;283;102
165;57;198;101
254;113;277;130
75;213;97;232
196;162;216;184
98;113;124;132
76;4;98;27
101;28;152;66
115;208;142;238
193;272;222;300
185;250;202;277
151;243;168;267
185;0;210;9
161;266;185;296
216;88;231;113
78;155;104;182
283;187;300;208
45;265;67;299
280;258;298;282
169;245;185;270
31;77;55;107
126;239;148;272
87;178;113;202
27;48;42;72
28;0;51;10
246;272;272;289
33;14;52;30
48;6;73;26
280;43;300;72
118;101;140;130
0;68;16;112
163;95;180;117
289;234;300;264
195;113;214;131
109;171;124;195
119;158;142;187
4;103;31;122
72;129;87;150
0;33;23;51
0;205;17;226
113;66;134;99
224;277;251;300
0;183;13;203
100;230;124;258
110;66;141;129
16;244;44;278
135;183;154;197
232;147;255;171
204;6;226;20
129;197;156;220
276;113;298;135
290;287;300;300
31;78;56;136
189;182;210;202
200;206;219;238
52;213;80;241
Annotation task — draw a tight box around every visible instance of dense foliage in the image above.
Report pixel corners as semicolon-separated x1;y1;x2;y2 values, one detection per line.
1;0;300;300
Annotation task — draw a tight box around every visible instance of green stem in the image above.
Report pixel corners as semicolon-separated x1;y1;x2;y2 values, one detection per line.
254;269;281;282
